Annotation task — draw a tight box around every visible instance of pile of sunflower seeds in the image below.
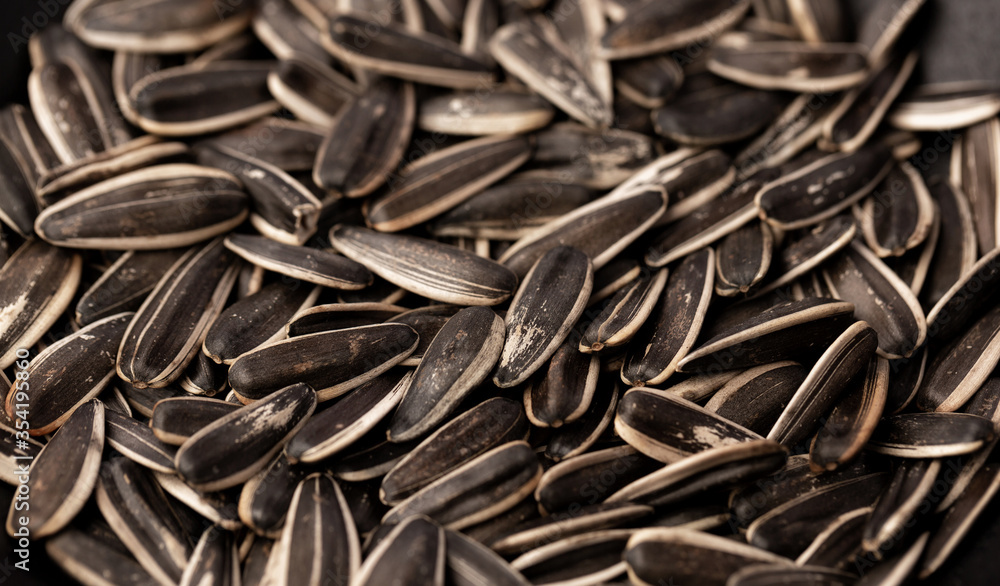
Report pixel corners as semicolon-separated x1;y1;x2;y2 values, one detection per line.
2;0;1000;584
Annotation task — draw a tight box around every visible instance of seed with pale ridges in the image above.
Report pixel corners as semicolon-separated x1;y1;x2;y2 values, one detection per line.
225;233;372;289
175;383;317;491
105;409;177;473
180;526;238;586
600;0;750;59
494;246;593;388
446;526;532;586
867;412;996;458
704;361;808;436
535;445;661;514
707;38;869;93
525;338;599;428
76;249;186;325
150;397;240;446
46;528;157;586
353;516;446;586
581;268;667;353
237;454;308;538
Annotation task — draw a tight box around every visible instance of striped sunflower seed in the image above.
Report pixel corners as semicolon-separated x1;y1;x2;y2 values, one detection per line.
46;527;156;586
490;502;651;557
0;135;41;238
330;225;518;305
524;338;599;428
4;399;103;539
535;445;660;514
285;302;407;337
613;56;684;109
8;312;131;436
715;221;773;296
867;412;996;458
27;61;106;164
180;526;238;586
862;458;940;554
0;240;81;369
581;268;667;353
117;238;239;388
224;233;372;289
916;304;1000;412
419;90;554;136
446;526;532;586
704;361;808;436
228;324;417;402
389;307;504;441
353;516;445;586
237;453;307;537
494;246;593;388
34;164;249;250
381;397;529;504
599;0;751;60
149;397;240;446
175;382;317;491
510;529;635;585
707;37;869;92
545;376;619;461
105;409;178;473
267;56;359;128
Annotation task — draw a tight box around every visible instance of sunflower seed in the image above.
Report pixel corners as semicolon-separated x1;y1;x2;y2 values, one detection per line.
868;412;996;458
529;123;655;190
624;527;788;586
958;116;1000;253
857;161;936;258
383;440;540;529
653;73;788;146
286;369;410;463
622;249;713;386
916;304;1000;412
28;61;106;164
616;387;762;463
678;298;855;374
498;186;666;278
5;400;102;539
510;529;634;584
366;135;533;232
264;473;360;586
0;240;82;368
613;56;683;109
581;268;666;353
175;382;316;491
285;302;406;337
768;321;878;447
729;564;855;586
446;526;532;586
326;15;494;88
652;149;737;225
154;471;242;531
755;215;855;296
330;224;518;305
704;361;807;436
491;20;612;127
382;397;529;504
354;516;445;586
178;526;238;586
330;430;421;482
419;91;554;135
117;238;239;388
0;422;43;485
224;234;371;290
0;136;40;238
494;246;593;388
855;0;926;65
861;458;940;555
599;0;751;59
313;77;415;198
535;445;661;513
11;312;130;435
35;164;249;250
708;36;868;92
796;506;872;568
925;247;1000;344
267;56;359;128
432;177;599;240
46;527;157;586
735;93;837;176
96;458;194;585
922;176;977;308
746;471;891;558
149;397;240;446
715;222;772;296
607;440;787;507
228;324;417;402
105;409;177;474
236;453;307;537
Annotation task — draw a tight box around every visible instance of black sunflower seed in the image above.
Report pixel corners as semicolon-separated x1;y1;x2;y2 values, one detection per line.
581;268;667;353
354;516;445;586
149;397;240;446
704;361;808;436
867;412;996;458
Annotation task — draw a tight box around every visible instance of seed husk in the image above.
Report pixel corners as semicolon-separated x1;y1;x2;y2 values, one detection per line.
678;298;856;374
623;249;714;386
0;135;41;238
616;387;762;463
755;215;855;296
650;149;736;226
862;458;940;554
867;412;996;458
265;473;360;586
613;56;684;109
5;400;103;539
237;454;307;538
330;224;518;306
149;397;240;446
529;122;655;190
498;186;666;278
624;527;789;586
581;268;667;353
535;445;661;514
510;529;635;585
922;176;977;308
809;355;889;472
35;163;249;250
46;527;158;586
494;246;593;388
285;301;407;337
267;56;359;128
746;471;891;558
767;321;878;447
0;240;82;369
105;409;177;473
728;564;855;586
175;382;317;491
76;249;187;326
224;233;372;289
389;307;505;440
490;20;612;127
178;526;238;586
607;439;787;507
446;526;532;586
286;369;410;463
525;339;599;428
925;247;1000;345
652;73;788;146
756;143;895;230
354;516;445;586
117;238;239;388
382;397;529;505
95;458;194;585
708;37;869;92
326;15;494;88
7;312;129;435
228;324;417;402
704;361;808;436
600;0;751;60
917;304;1000;412
796;506;871;568
419;90;554;136
715;221;772;296
365;134;533;232
313;77;416;198
27;60;106;164
0;422;43;485
857;161;936;258
129;61;279;136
